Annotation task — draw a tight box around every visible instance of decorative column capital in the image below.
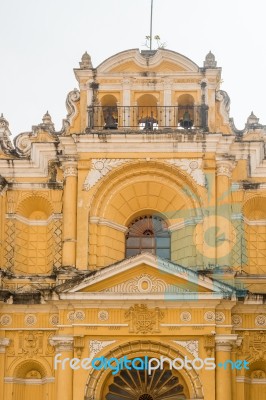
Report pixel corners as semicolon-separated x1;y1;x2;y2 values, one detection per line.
62;160;78;179
216;160;235;178
49;335;74;352
0;337;10;353
204;335;215;357
215;334;240;352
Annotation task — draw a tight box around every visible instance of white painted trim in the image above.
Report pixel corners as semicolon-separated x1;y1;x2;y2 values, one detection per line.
89;217;127;232
59;292;226;301
0;143;57;178
6;213;62;226
0;328;57;331
65;253;233;295
73;323;128;327
96;49;199;74
244;217;266;226
230;214;266;226
161;324;215;327
169;217;202;232
236;376;266;384
4;377;55;385
8;183;63;190
234;328;266;331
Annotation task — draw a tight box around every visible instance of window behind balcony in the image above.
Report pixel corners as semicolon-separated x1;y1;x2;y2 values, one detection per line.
126;215;170;259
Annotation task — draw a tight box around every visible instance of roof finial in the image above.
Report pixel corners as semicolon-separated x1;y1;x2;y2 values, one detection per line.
79;51;92;69
204;51;217;68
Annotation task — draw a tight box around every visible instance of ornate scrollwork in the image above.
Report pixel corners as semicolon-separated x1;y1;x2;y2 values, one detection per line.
61;89;80;134
216;90;231;124
14;132;33;157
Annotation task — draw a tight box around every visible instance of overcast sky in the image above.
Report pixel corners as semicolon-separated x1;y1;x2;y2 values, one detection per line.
0;0;265;137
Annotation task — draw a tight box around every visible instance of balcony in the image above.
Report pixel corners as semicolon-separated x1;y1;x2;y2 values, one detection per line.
88;105;208;132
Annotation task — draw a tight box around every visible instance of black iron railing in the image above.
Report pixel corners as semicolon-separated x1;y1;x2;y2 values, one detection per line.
88;105;208;131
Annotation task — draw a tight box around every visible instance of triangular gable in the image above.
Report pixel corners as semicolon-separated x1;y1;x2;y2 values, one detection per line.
57;254;235;300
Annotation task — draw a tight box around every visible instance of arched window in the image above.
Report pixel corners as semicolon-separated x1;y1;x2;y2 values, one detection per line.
126;215;170;259
101;94;118;129
177;94;195;128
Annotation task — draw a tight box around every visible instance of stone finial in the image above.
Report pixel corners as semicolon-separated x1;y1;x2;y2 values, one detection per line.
204;51;217;68
0;113;14;153
42;111;54;131
0;113;11;136
42;111;52;124
79;51;93;69
247;111;260;126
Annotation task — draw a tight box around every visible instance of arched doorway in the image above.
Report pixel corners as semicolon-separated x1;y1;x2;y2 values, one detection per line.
84;341;203;400
103;359;188;399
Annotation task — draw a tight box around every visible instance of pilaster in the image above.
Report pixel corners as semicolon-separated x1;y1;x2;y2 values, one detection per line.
50;335;74;400
62;160;78;267
215;334;239;400
216;159;235;266
0;338;10;400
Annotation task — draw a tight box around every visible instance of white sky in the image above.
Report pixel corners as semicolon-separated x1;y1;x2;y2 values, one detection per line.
0;0;266;138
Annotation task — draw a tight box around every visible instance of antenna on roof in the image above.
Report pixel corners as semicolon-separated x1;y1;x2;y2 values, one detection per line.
150;0;153;50
143;1;167;50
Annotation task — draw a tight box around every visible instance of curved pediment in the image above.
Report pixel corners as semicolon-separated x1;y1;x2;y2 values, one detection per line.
97;48;199;74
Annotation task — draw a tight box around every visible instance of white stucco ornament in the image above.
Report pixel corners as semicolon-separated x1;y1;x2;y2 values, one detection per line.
83;159;130;190
173;340;199;358
166;159;206;186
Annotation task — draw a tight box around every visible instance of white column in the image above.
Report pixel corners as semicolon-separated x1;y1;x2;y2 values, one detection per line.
215;334;239;400
62;160;78;267
123;79;131;128
0;338;10;399
50;336;74;400
163;79;172;127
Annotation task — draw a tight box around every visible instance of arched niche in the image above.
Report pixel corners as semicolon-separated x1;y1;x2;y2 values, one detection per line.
243;360;266;399
136;94;159;129
177;94;196;129
8;359;54;400
99;94;119;129
87;161;204;268
14;196;57;275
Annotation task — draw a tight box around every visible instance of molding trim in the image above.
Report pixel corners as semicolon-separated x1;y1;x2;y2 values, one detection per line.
6;213;62;226
236;376;266;385
89;217;127;232
168;216;202;232
4;377;55;385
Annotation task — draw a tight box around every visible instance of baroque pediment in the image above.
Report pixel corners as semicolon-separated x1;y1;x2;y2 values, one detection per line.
56;253;235;300
96;49;199;74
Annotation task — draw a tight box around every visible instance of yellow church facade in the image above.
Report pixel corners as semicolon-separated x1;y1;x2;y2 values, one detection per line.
0;48;266;400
